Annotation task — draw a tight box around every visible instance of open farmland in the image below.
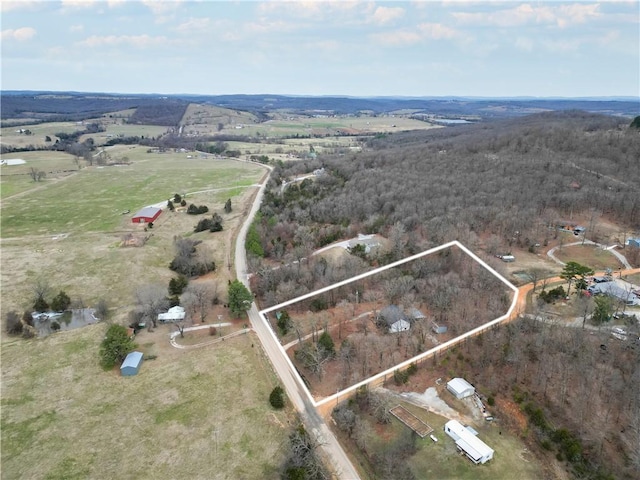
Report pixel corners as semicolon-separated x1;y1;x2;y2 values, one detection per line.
224;114;437;139
0;150;80;198
0;147;266;315
1;121;87;148
1;146;262;237
1;325;290;480
180;103;260;136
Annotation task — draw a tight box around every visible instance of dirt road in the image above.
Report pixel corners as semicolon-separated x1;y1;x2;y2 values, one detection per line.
234;165;360;479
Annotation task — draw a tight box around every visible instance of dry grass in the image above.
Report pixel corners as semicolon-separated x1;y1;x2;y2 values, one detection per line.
0;149;266;319
1;325;291;480
553;244;624;270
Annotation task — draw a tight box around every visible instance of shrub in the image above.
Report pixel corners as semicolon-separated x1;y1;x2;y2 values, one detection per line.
209;326;217;336
269;386;285;409
487;396;495;407
51;321;61;331
51;291;71;312
309;297;328;312
22;310;34;327
394;369;410;385
33;296;49;313
318;330;335;357
277;310;291;335
187;204;209;215
5;311;23;335
168;275;189;295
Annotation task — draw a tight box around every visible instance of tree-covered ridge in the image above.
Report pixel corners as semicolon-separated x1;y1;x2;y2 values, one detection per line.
253;111;639;260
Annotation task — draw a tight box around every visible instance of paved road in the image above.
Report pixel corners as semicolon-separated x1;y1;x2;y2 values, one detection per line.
234;166;360;480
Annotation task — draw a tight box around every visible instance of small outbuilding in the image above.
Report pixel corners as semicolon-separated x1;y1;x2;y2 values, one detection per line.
132;206;162;224
120;351;144;376
444;420;494;464
447;377;475;399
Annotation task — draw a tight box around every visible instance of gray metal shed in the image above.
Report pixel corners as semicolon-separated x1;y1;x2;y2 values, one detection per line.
120;351;144;376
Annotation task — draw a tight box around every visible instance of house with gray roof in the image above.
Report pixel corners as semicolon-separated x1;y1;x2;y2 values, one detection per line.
378;305;426;333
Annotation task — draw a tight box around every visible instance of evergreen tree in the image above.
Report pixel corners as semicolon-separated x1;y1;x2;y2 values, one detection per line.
269;386;285;409
228;280;253;317
99;324;135;370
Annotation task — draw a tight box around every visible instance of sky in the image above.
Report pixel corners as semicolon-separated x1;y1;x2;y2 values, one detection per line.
1;0;639;98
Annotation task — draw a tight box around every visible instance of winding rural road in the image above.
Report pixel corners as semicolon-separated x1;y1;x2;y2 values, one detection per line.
234;164;360;479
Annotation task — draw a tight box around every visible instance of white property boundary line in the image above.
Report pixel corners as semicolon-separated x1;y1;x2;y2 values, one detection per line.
258;240;519;410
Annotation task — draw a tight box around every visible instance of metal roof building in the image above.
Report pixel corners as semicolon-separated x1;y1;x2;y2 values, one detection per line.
120;351;144;376
132;206;162;224
444;420;494;464
447;377;475;399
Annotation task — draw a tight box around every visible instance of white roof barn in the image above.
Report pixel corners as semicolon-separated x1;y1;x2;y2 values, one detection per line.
447;377;475;399
444;420;494;464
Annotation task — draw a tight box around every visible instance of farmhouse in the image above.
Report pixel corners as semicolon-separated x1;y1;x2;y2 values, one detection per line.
588;282;639;306
132;206;162;224
447;377;475;399
377;305;425;333
158;306;186;323
444;419;494;464
120;351;144;376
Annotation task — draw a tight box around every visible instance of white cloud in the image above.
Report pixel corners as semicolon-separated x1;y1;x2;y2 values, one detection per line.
244;19;299;35
371;22;460;46
61;0;96;9
1;27;37;41
77;34;169;48
142;0;183;16
69;24;85;33
257;1;369;23
452;3;601;28
1;1;41;12
371;30;423;46
173;17;211;34
107;0;127;7
418;23;458;40
370;6;405;25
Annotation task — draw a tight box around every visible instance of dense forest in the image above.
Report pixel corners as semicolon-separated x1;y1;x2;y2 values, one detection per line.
434;316;639;479
251;111;639;263
250;110;640;479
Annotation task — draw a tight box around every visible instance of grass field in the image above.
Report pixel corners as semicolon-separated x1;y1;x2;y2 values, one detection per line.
554;244;624;270
1;325;290;480
0;147;266;315
399;402;545;479
1;122;86;148
1;146;262;237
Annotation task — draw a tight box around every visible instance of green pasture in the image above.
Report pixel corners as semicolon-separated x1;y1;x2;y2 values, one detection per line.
1;326;288;480
1;122;85;148
1;151;80;198
1;148;265;237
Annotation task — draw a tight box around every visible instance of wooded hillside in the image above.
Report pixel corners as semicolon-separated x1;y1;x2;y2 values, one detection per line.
253;111;639;261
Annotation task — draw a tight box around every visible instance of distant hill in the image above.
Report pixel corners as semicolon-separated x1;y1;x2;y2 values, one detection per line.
2;91;638;122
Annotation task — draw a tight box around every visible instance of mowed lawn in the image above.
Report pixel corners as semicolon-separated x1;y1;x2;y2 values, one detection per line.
1;149;265;237
1;326;290;480
400;403;545;480
554;244;625;271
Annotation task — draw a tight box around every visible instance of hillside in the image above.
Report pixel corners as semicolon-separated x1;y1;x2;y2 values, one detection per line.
252;111;639;262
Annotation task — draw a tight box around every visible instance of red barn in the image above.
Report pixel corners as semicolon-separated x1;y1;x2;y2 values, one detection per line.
132;206;162;224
